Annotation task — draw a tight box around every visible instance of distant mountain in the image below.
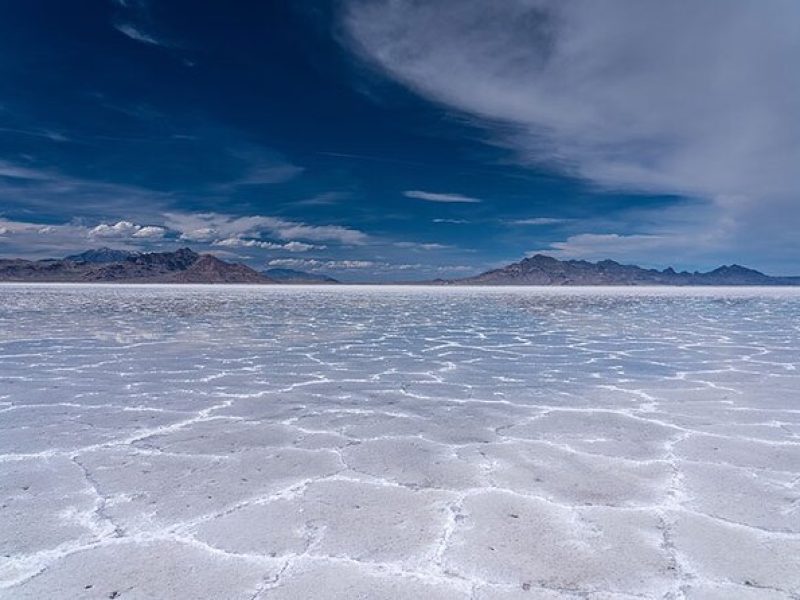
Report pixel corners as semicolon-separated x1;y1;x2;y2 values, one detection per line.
0;248;273;284
65;247;139;263
444;254;799;286
262;268;338;284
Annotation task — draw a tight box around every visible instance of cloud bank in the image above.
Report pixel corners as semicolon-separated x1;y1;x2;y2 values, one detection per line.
165;212;369;246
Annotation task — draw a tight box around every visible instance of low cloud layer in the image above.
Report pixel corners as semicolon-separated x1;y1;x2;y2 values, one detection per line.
0;211;368;260
164;212;369;246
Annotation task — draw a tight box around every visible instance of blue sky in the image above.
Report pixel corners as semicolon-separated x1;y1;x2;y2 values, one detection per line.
1;0;798;280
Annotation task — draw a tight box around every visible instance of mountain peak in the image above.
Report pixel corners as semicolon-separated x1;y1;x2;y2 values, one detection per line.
65;247;139;264
262;268;338;284
710;264;763;275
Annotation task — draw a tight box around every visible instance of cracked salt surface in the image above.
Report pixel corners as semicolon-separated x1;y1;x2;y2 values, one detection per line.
1;284;799;599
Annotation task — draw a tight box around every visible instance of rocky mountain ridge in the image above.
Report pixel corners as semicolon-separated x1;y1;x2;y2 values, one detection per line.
0;248;272;283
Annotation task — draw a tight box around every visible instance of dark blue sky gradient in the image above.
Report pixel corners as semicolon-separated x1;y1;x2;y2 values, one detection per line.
1;1;789;279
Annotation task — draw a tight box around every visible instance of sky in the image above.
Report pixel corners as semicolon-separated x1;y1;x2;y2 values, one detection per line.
1;0;798;280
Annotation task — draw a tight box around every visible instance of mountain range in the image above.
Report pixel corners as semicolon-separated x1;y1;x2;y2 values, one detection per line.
0;248;272;283
0;248;798;285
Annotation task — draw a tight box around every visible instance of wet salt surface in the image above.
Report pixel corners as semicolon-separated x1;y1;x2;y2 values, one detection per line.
0;284;799;600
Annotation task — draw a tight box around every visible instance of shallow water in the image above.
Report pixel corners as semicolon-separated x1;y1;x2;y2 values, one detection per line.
1;284;799;599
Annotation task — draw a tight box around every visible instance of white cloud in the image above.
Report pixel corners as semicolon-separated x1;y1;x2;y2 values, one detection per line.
267;258;424;272
2;208;369;259
326;260;376;269
165;212;369;245
432;218;469;224
394;241;449;250
132;225;167;238
0;219;41;235
113;23;164;46
347;1;800;201
212;237;322;252
0;218;132;259
271;222;367;245
529;224;739;269
0;216;173;259
268;258;376;270
294;191;349;207
510;218;568;226
0;160;55;181
345;0;800;267
179;227;218;242
282;241;320;252
89;221;139;237
90;221;164;239
543;233;670;258
404;190;481;204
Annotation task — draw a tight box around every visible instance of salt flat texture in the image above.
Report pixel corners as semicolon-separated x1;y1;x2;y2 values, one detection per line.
0;284;799;600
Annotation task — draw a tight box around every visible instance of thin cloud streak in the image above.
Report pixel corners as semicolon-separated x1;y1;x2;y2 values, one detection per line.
510;218;568;226
404;190;481;204
113;22;164;46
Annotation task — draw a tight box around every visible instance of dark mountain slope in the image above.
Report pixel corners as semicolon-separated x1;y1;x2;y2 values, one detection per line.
262;268;338;284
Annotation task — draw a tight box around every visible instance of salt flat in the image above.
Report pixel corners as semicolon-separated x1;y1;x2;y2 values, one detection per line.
0;284;798;599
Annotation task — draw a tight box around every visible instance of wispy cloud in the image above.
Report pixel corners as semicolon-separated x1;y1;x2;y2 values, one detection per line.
267;258;422;272
345;0;800;267
529;223;737;271
0;160;57;181
113;22;165;46
293;191;350;207
404;190;481;204
212;237;323;252
212;145;304;189
346;0;800;201
509;218;569;226
432;218;469;224
393;241;450;250
224;163;304;187
268;258;377;270
539;233;670;259
0;159;172;218
0;127;68;142
164;212;369;245
111;0;170;47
